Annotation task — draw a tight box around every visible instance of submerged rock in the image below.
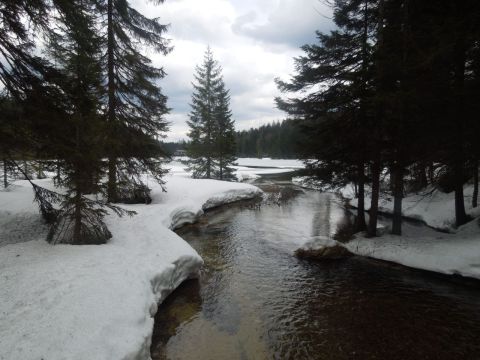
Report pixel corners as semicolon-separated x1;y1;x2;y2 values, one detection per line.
295;236;352;260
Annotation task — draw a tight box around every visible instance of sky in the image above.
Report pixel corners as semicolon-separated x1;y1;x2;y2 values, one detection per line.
132;0;334;141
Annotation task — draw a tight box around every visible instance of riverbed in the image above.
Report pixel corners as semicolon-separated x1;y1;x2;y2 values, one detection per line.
151;178;480;360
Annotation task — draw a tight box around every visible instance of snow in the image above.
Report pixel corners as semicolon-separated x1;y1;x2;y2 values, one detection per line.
345;219;480;280
343;184;480;231
294;179;480;280
0;174;262;360
235;158;304;169
295;217;480;280
299;235;342;251
167;157;304;183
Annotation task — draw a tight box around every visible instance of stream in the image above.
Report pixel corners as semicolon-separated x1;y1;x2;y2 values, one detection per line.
151;176;480;360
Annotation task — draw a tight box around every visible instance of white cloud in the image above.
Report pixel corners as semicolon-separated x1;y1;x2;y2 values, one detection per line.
132;0;334;141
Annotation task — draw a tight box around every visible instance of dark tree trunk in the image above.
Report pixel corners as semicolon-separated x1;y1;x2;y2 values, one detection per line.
392;162;404;235
454;162;468;227
73;190;82;244
428;163;434;184
3;159;7;188
355;161;367;232
206;157;211;179
106;0;117;203
56;160;61;186
417;162;428;188
367;160;381;237
473;159;478;208
452;12;468;227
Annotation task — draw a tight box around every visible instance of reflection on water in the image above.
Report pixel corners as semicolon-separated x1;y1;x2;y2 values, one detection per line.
151;184;480;360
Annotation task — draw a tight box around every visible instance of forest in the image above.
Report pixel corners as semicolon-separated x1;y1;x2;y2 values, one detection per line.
0;0;175;244
3;1;480;359
235;119;299;159
277;0;480;236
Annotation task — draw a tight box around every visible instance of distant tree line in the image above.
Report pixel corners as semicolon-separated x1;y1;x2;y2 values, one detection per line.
277;0;480;236
0;0;170;244
235;120;300;159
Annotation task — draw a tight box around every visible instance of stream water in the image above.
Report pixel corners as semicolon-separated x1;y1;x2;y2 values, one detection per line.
151;177;480;360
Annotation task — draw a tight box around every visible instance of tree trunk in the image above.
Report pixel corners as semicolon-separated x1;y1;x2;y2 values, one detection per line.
206;157;211;179
428;163;434;184
392;162;404;235
56;160;61;186
73;190;82;244
107;157;117;202
367;160;381;237
473;159;478;208
454;162;468;227
418;162;428;189
355;161;367;232
106;0;117;202
452;13;468;228
3;159;7;188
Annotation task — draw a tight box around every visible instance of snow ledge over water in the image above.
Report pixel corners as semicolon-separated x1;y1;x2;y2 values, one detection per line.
0;175;262;360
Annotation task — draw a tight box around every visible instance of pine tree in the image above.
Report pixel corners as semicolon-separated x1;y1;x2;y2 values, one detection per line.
97;0;171;203
45;0;132;244
185;48;237;180
213;78;236;180
276;0;378;234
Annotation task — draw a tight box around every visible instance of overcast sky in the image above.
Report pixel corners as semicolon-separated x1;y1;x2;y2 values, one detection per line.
132;0;334;141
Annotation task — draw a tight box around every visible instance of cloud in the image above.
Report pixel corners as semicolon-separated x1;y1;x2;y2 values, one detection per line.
232;0;333;48
130;0;335;141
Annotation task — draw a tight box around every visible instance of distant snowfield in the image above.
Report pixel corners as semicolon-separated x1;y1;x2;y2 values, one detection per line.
0;174;262;360
167;157;304;182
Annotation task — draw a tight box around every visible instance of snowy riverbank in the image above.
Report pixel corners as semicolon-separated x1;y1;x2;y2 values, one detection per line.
341;183;480;232
345;219;480;280
0;175;262;360
294;180;480;280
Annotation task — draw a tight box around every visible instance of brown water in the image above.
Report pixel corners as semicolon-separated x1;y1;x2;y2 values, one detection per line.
151;181;480;360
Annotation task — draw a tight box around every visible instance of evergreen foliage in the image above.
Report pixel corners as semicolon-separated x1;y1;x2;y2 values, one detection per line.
97;0;172;203
235;120;300;159
277;0;480;235
46;0;111;244
0;0;170;244
185;48;237;180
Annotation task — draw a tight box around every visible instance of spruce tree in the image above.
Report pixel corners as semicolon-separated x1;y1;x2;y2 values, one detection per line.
213;78;237;180
46;0;132;244
97;0;171;203
276;0;378;233
185;48;237;180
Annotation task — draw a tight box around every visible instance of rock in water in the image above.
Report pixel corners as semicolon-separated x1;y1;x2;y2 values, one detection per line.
295;236;352;260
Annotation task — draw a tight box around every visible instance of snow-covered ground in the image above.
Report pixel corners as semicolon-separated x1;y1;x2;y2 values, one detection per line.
295;178;480;280
345;219;480;280
235;157;303;169
168;157;304;182
0;174;262;360
339;183;480;231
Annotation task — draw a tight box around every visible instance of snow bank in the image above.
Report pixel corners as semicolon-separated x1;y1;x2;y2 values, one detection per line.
235;158;304;169
345;219;480;280
167;157;304;183
337;183;480;231
0;175;262;360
